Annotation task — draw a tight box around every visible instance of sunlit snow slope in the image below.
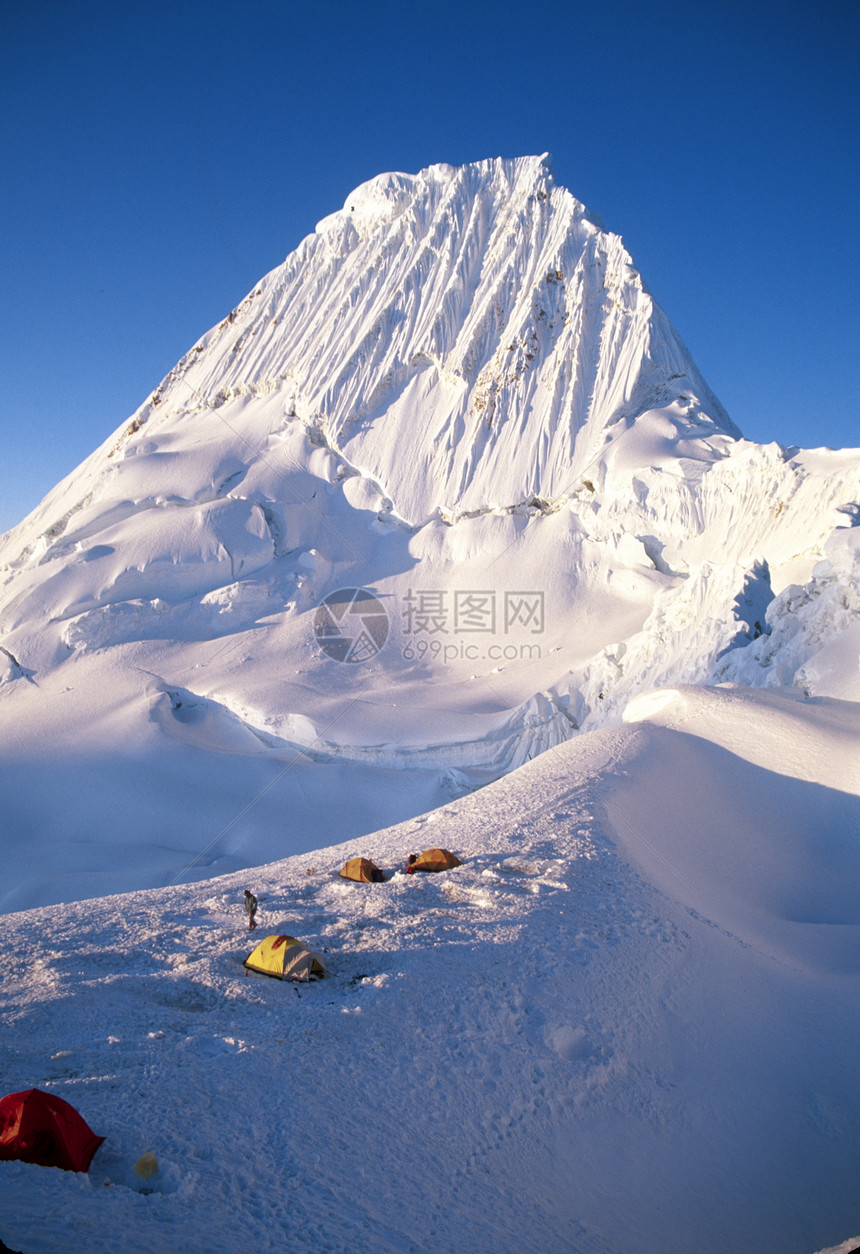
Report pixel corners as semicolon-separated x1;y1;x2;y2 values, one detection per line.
0;155;858;907
2;686;859;1254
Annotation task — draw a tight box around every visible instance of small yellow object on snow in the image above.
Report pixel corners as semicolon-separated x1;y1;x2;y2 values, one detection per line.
135;1152;159;1179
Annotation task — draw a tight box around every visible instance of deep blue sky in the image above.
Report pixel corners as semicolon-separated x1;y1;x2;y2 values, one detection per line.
2;0;858;533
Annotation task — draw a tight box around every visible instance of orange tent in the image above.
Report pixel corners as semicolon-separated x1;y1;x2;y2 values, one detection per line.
340;857;386;882
408;848;462;873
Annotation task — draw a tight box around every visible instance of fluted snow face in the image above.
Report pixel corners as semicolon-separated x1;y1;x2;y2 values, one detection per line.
110;154;736;526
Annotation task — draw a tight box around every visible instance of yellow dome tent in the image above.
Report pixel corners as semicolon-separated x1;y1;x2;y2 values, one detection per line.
408;848;462;873
339;857;387;882
244;935;327;981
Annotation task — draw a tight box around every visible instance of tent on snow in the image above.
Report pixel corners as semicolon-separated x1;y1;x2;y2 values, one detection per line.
0;1089;104;1173
244;935;327;981
340;857;387;882
407;848;462;873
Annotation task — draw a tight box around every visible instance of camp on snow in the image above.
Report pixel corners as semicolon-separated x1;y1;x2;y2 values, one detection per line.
339;857;387;882
244;935;327;981
0;1089;104;1173
407;848;462;873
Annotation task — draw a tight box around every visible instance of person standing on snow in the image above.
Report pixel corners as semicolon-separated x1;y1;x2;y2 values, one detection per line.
243;889;258;930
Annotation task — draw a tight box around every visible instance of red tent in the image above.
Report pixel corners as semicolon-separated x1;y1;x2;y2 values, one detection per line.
0;1089;104;1173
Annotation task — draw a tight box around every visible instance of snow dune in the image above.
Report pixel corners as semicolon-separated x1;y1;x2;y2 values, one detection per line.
2;685;859;1254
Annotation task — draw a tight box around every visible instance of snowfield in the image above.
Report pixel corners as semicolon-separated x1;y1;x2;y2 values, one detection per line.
2;685;860;1253
1;156;859;1251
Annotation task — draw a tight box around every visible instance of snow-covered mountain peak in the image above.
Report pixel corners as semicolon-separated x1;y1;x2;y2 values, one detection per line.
317;153;559;239
0;156;858;910
109;152;737;527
